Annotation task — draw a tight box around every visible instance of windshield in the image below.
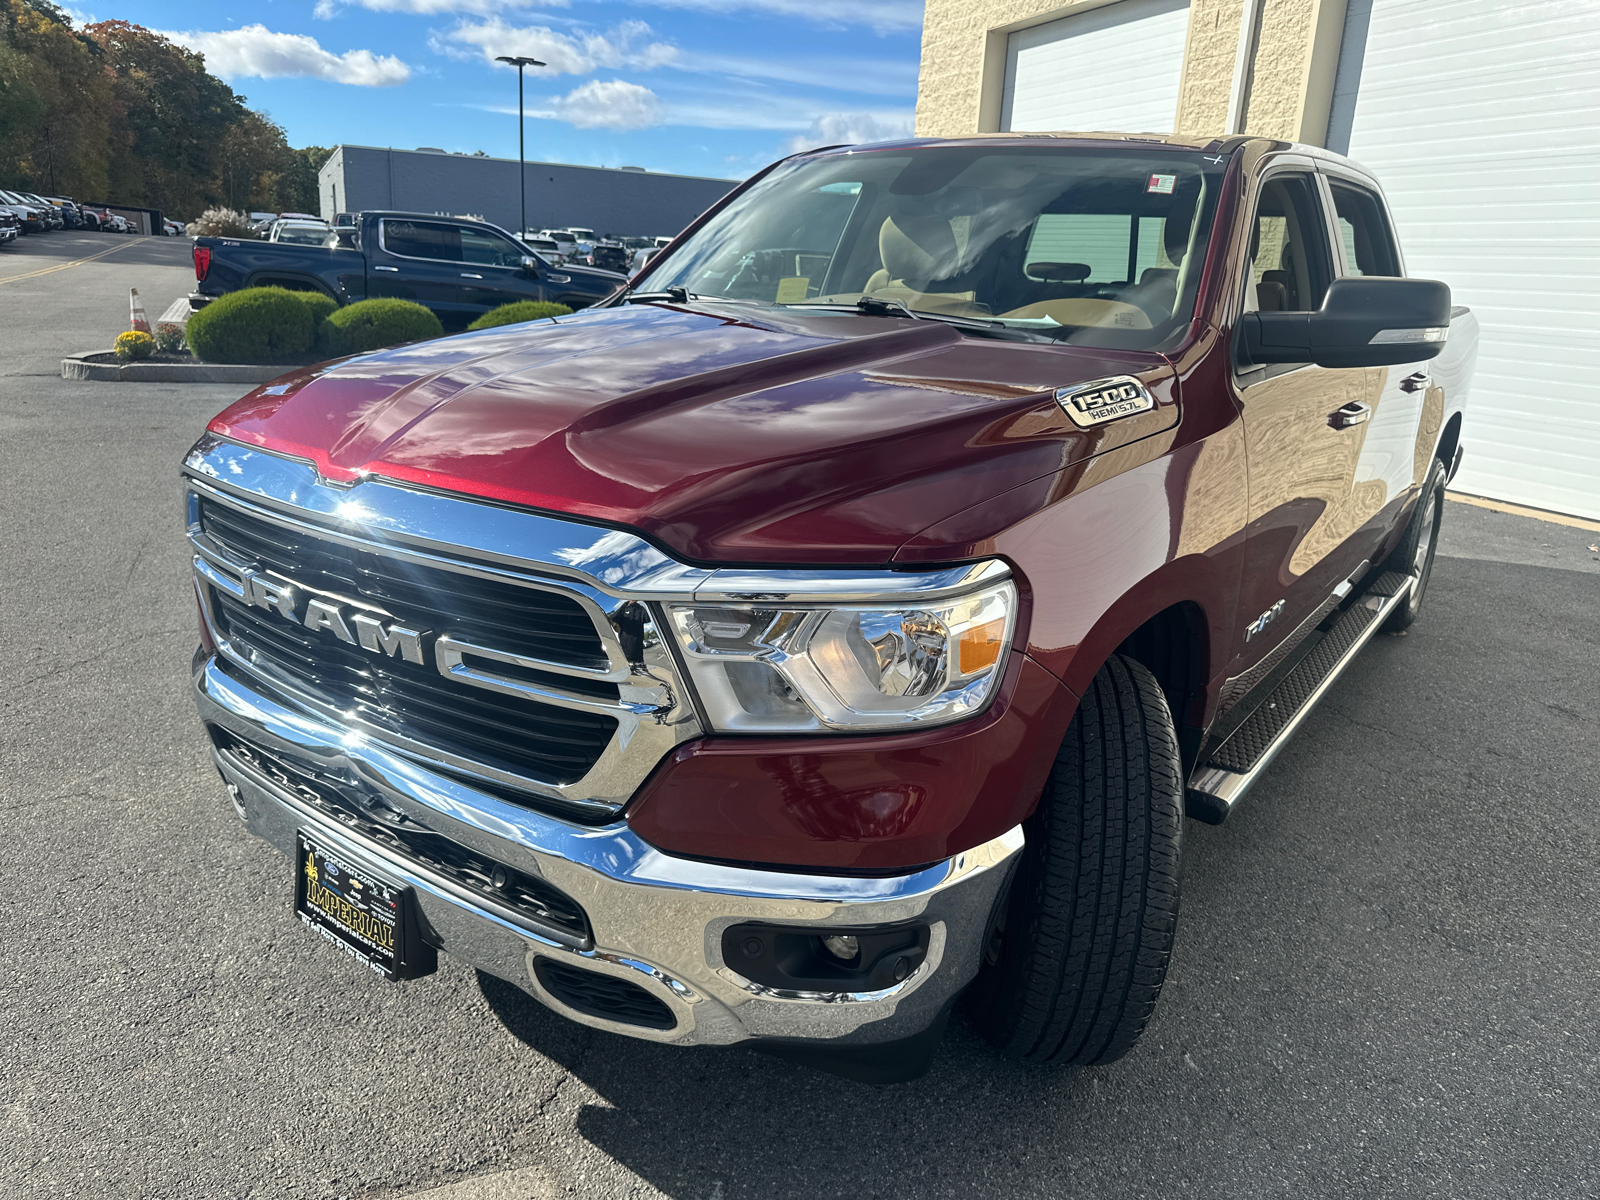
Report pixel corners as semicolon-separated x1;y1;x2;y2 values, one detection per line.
634;145;1225;348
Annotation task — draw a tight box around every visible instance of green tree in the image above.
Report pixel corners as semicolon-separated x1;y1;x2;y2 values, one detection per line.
0;40;44;178
4;0;112;197
85;20;245;216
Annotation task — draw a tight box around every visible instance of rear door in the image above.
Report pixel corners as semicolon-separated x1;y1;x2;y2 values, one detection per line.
1224;165;1392;707
1321;169;1438;537
371;218;477;319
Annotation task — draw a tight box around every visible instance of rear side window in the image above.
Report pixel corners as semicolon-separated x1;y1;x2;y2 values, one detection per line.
382;220;461;262
1328;181;1400;277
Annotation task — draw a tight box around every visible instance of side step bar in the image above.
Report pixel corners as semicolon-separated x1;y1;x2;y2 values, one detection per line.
1186;571;1415;824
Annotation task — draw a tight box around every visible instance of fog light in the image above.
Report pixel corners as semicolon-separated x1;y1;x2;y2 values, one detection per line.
822;934;859;961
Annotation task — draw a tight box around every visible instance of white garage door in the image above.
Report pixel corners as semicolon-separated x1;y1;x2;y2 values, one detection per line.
1328;0;1600;518
1002;0;1192;134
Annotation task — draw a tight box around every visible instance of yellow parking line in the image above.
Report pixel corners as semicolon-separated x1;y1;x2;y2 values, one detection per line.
1446;491;1600;533
0;238;144;286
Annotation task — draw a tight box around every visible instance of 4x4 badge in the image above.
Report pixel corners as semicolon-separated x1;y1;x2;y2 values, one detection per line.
1054;376;1156;428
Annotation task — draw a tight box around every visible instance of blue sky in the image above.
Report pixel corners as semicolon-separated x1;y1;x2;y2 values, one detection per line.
69;1;924;181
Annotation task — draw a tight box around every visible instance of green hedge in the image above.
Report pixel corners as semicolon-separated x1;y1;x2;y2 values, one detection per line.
322;298;444;355
466;300;573;331
185;287;315;363
294;290;339;326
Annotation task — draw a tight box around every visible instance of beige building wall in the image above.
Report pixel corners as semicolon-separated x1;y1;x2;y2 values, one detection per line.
916;0;1349;145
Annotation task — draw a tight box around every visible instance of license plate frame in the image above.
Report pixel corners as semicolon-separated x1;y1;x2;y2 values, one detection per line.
294;831;437;981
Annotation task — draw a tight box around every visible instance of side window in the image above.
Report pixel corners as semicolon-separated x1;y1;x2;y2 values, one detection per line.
1248;173;1333;313
459;227;528;268
382;220;461;262
1328;182;1400;277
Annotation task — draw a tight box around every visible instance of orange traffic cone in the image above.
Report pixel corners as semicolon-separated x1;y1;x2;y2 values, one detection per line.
129;287;150;333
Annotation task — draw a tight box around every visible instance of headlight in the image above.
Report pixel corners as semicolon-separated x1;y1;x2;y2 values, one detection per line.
665;577;1016;733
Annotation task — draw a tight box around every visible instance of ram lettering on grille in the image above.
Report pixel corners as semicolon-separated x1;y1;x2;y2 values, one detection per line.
240;568;428;665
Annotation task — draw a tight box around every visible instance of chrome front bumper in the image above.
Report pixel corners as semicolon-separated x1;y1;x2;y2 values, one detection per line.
195;655;1022;1048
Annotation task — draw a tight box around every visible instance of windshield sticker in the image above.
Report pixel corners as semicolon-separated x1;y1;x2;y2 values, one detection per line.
775;276;810;303
1055;377;1156;428
1147;174;1177;195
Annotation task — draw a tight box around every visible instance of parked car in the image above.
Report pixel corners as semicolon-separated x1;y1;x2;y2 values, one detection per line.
181;133;1476;1083
268;218;332;246
48;197;83;228
23;193;63;230
587;242;630;273
539;229;578;259
0;191;43;232
9;191;60;229
518;233;564;262
562;225;598;243
165;219;186;236
190;209;626;325
0;210;18;246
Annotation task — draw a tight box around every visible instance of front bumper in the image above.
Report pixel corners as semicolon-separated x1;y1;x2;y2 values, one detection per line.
195;654;1021;1048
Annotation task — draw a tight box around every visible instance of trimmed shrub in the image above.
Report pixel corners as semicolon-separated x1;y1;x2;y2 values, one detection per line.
466;300;573;331
185;287;315;363
188;207;255;238
154;322;186;353
293;289;339;326
114;330;155;361
322;298;444;355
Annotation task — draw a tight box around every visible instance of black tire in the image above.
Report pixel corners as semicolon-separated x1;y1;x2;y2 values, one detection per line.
967;655;1183;1065
1381;455;1447;633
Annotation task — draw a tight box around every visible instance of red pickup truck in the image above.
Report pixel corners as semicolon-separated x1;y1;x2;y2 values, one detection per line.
184;133;1477;1082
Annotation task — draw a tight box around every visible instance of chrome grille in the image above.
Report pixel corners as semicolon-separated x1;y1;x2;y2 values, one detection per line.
185;438;699;821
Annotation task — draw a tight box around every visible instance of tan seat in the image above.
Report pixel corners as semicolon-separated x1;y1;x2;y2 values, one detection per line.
862;215;985;315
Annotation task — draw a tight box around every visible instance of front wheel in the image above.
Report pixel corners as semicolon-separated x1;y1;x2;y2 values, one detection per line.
967;654;1183;1065
1381;456;1448;633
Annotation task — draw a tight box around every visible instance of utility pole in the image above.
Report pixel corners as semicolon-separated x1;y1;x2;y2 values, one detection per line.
495;55;545;238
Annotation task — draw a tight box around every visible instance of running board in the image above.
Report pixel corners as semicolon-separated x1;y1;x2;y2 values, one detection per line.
1186;571;1415;824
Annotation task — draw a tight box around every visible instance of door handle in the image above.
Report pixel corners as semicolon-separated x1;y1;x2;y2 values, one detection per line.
373;265;398;272
1400;372;1430;393
459;272;484;279
1328;402;1371;430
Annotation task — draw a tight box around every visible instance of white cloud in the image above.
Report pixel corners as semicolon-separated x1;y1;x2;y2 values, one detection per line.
783;111;914;153
550;79;663;129
161;25;411;86
435;17;677;74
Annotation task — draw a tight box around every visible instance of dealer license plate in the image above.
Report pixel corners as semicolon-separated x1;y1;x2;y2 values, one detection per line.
294;832;436;980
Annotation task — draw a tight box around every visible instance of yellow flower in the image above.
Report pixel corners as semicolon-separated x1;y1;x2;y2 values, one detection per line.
114;330;156;361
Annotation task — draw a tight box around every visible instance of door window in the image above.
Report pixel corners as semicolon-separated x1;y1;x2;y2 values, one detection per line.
1328;182;1400;277
381;219;462;262
1248;174;1332;313
459;227;528;269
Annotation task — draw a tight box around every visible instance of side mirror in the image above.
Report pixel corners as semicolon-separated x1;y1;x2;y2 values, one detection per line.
520;255;541;276
1241;276;1451;368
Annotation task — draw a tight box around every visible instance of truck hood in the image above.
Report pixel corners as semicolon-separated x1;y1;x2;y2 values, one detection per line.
208;302;1178;564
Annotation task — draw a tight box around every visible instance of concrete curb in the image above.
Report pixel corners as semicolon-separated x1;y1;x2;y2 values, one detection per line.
61;352;286;384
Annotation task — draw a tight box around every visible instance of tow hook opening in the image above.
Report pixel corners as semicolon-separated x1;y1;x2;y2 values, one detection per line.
722;923;929;993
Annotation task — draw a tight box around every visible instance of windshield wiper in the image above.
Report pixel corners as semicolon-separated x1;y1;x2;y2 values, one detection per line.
619;285;693;305
789;297;1004;331
855;295;920;320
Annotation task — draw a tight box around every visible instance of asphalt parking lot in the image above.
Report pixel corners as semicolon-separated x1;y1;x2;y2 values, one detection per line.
3;233;1598;1200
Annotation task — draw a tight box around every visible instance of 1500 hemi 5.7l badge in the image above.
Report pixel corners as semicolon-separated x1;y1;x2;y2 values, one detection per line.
1054;376;1156;428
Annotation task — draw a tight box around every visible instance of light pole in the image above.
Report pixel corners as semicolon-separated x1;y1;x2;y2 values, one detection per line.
495;55;545;238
